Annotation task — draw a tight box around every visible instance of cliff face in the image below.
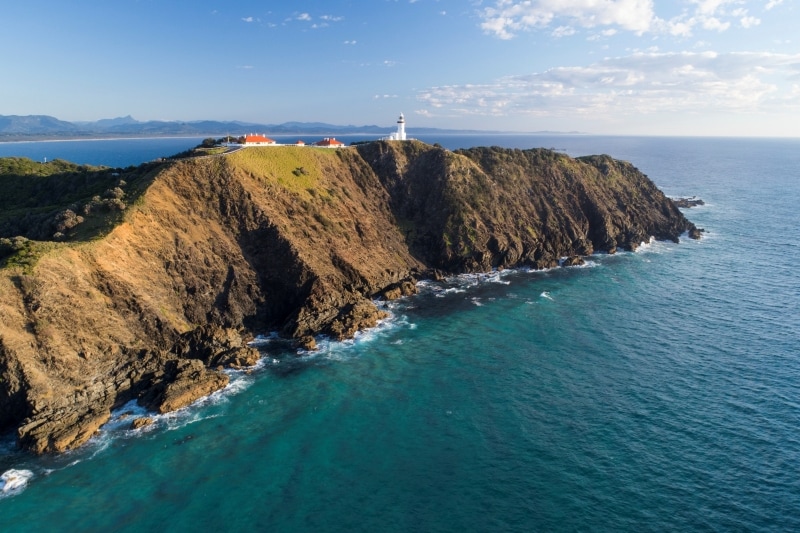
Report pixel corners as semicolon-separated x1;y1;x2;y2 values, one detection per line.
356;143;695;271
0;142;697;453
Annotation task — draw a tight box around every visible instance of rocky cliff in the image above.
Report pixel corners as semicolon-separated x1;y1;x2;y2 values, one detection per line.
0;141;698;453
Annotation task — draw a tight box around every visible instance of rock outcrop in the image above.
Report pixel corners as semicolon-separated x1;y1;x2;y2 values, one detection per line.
0;141;698;453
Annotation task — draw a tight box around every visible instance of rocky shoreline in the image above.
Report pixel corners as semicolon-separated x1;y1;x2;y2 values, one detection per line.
0;141;700;454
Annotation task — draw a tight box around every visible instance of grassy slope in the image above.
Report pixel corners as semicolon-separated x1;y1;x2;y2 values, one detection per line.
0;146;420;432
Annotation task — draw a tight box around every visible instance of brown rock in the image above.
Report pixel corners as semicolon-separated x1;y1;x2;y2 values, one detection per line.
298;335;318;351
562;256;585;267
143;359;230;414
326;300;389;341
18;408;111;454
130;417;154;430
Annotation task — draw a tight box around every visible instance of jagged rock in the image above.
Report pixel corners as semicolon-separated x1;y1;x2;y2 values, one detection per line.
298;335;318;351
174;325;259;368
672;196;705;208
17;407;111;455
378;279;418;300
562;256;585;267
130;417;154;430
140;359;229;414
214;346;261;368
326;301;389;341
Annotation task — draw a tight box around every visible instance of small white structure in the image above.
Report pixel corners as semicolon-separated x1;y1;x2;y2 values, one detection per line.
383;113;408;141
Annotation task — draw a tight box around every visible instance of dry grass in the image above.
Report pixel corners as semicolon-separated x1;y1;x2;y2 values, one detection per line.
228;147;340;200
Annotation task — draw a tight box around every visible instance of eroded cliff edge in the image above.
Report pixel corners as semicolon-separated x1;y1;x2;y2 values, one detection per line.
0;141;698;453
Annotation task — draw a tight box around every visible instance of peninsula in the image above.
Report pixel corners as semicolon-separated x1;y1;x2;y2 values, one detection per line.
0;140;699;454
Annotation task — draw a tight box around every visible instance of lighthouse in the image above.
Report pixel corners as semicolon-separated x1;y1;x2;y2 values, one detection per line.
381;113;411;141
396;112;407;141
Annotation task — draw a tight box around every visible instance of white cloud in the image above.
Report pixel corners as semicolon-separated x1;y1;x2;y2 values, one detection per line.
766;0;784;9
740;16;761;28
344;40;357;45
480;0;657;39
320;15;344;22
297;13;312;21
552;26;576;38
242;16;254;23
417;52;800;118
702;17;730;31
479;0;769;39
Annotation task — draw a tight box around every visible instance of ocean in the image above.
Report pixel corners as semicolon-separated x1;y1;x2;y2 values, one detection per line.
1;135;799;532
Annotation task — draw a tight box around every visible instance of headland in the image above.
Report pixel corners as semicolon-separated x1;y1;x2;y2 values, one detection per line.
0;139;699;454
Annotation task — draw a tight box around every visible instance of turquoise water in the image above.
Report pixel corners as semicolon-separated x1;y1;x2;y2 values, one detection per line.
2;136;800;531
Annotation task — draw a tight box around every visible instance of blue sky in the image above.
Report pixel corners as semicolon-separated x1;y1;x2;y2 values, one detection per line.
2;0;798;136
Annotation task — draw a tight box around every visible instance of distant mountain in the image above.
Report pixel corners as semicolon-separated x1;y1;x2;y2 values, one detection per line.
0;114;586;140
0;115;79;135
0;114;525;140
0;115;396;138
76;115;140;130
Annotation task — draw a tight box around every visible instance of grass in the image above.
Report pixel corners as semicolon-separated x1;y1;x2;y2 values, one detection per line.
228;147;339;201
1;239;62;273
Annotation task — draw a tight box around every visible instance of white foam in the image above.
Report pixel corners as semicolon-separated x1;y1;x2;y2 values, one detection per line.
248;331;281;347
540;291;554;301
289;305;409;361
633;236;658;253
1;469;33;496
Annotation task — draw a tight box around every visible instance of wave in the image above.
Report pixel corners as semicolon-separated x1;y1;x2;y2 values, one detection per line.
1;469;33;497
292;302;413;362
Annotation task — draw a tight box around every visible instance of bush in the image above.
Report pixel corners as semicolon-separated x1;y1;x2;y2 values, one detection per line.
0;236;30;261
53;209;84;233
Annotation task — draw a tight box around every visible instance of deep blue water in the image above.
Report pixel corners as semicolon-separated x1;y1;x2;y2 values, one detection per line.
1;135;800;532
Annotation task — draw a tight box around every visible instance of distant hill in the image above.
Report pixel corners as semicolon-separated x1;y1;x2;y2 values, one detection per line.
0;115;80;135
0;114;543;140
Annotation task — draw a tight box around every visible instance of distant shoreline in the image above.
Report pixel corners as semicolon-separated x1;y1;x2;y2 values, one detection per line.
0;131;587;144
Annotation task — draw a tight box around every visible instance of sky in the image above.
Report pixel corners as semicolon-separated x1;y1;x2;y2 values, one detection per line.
2;0;799;136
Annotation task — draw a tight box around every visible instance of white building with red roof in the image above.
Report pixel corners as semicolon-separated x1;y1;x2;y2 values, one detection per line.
241;134;276;146
314;137;345;148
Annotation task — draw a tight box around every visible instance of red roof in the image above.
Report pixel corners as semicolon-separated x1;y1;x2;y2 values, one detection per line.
243;134;275;144
314;137;344;147
295;140;306;145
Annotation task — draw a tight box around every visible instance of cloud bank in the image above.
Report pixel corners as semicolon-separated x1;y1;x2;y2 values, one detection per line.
417;51;800;118
479;0;773;38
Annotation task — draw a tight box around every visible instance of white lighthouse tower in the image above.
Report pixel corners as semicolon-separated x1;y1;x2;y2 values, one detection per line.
396;112;407;141
382;112;411;141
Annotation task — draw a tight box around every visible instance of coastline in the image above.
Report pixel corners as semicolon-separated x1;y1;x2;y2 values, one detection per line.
0;140;698;455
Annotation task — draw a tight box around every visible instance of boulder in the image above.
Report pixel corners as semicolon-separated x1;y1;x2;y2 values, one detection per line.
141;359;229;414
174;325;260;368
130;417;154;430
326;300;389;341
562;256;585;267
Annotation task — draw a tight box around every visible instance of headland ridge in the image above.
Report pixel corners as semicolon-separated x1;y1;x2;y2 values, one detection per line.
0;139;700;454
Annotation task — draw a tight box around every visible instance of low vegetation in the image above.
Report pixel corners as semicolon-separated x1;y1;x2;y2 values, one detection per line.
228;146;338;201
0;156;163;265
